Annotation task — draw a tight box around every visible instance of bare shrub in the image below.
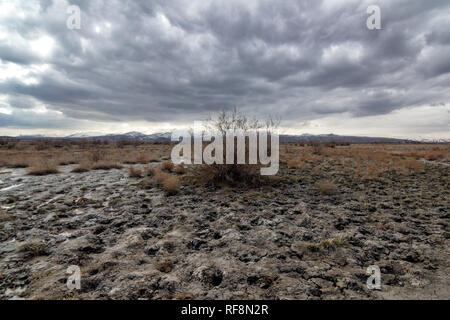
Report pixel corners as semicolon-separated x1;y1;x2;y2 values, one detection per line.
191;109;280;187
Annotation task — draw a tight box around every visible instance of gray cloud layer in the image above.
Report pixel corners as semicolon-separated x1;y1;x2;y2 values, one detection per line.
0;0;449;135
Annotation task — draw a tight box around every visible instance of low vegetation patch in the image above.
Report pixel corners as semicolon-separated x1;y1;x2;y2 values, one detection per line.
0;213;15;223
161;161;174;172
27;159;59;176
307;238;349;253
174;163;186;174
6;156;29;168
193;163;266;187
17;241;48;260
72;161;91;173
137;153;149;164
314;180;338;195
129;166;143;178
155;259;173;273
146;166;156;177
91;161;123;170
154;169;170;185
162;175;181;195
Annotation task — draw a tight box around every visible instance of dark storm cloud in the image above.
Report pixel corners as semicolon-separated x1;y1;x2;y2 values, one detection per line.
1;0;450;129
0;108;84;129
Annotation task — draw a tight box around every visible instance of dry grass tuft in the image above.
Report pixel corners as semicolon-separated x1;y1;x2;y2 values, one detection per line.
401;159;425;173
6;155;29;168
161;161;175;172
17;241;48;259
314;180;338;195
311;143;325;155
72;161;91;173
27;159;59;176
129;166;143;178
287;158;312;170
150;168;180;194
287;158;298;169
91;161;123;170
137;153;149;164
174;163;186;174
155;259;173;273
146;166;156;177
89;149;106;162
173;293;194;300
154;169;170;185
162;176;181;195
139;177;156;189
57;156;78;166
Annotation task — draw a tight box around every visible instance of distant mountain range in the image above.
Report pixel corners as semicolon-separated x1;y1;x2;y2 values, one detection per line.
5;131;448;143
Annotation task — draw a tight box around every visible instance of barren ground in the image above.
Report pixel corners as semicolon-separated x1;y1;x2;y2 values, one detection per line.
0;143;449;300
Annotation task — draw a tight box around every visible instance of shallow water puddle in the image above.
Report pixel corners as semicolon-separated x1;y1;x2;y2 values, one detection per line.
0;184;23;192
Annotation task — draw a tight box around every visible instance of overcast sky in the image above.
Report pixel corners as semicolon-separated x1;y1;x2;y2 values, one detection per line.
0;0;449;139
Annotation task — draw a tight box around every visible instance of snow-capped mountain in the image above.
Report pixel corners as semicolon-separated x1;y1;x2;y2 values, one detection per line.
146;132;172;140
65;132;105;138
18;134;47;138
418;138;450;143
61;131;173;142
122;131;147;138
11;131;447;144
